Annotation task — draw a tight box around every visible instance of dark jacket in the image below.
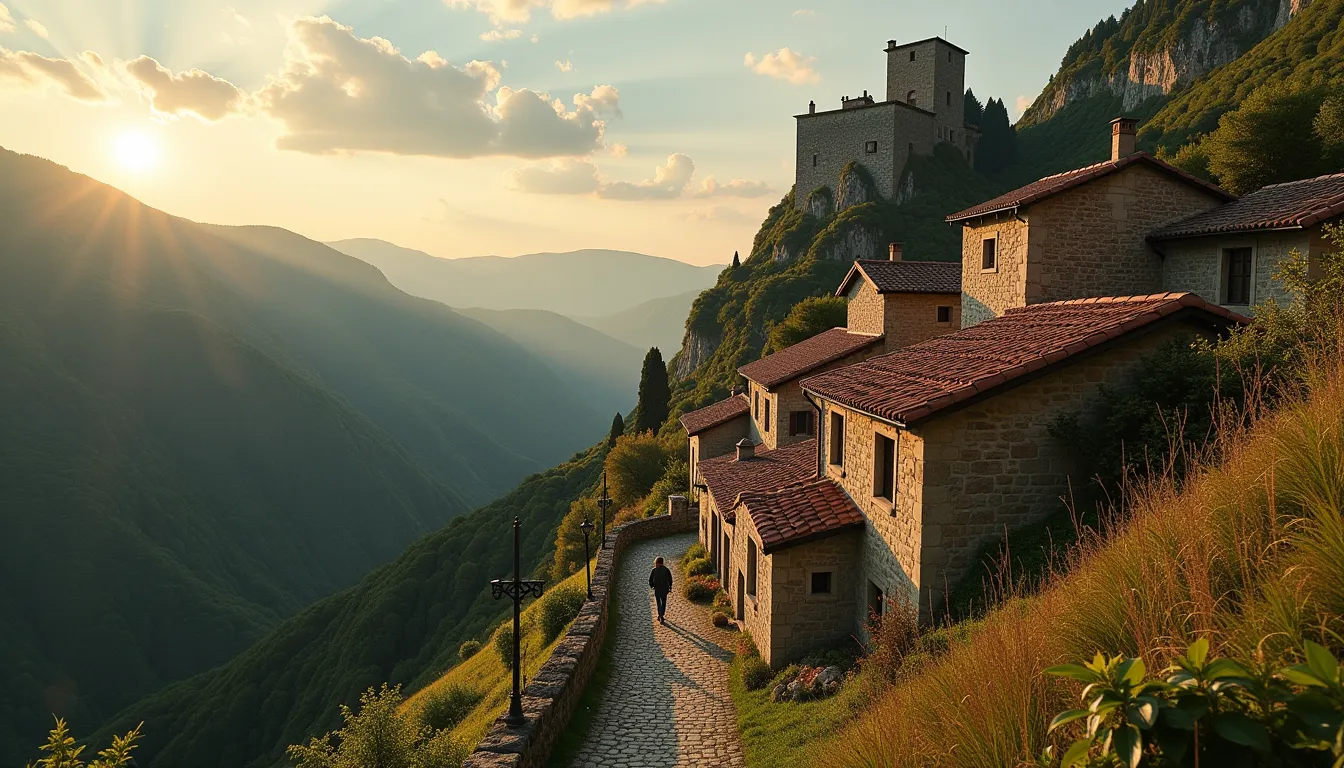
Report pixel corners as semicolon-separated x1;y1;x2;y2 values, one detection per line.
649;565;673;594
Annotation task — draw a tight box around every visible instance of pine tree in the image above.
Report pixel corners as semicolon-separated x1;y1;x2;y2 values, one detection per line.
731;250;741;268
963;89;984;126
633;348;670;434
607;412;625;447
974;97;1016;175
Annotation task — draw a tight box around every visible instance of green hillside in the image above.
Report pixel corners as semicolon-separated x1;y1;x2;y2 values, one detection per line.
0;147;606;764
92;444;605;768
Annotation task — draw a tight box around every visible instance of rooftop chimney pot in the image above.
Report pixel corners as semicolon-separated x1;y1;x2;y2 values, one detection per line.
735;438;755;462
1110;116;1138;161
809;100;816;114
889;242;904;261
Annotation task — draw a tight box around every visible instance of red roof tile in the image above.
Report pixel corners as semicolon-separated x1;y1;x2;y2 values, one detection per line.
735;479;865;554
802;293;1248;426
738;328;883;388
679;394;750;435
1150;172;1344;240
699;439;817;521
945;153;1233;223
835;259;961;296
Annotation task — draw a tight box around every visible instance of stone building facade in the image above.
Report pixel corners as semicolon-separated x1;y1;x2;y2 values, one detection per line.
795;36;977;211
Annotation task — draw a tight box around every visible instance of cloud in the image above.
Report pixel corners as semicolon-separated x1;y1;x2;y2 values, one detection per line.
125;55;246;120
255;16;618;158
0;46;106;100
609;142;627;157
555;59;573;72
744;47;819;85
480;28;524;41
1014;94;1033;119
445;0;667;25
695;175;773;198
24;19;46;38
675;205;755;223
0;3;13;33
791;9;815;16
598;153;694;200
505;157;600;194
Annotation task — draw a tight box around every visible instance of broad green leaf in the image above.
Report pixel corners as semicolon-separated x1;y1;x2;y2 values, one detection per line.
1283;665;1329;688
1212;711;1272;753
1131;696;1160;728
1187;637;1210;668
1060;739;1091;768
1113;723;1142;768
1305;641;1340;685
1050;709;1090;733
1206;658;1251;680
1120;657;1147;686
1047;664;1099;683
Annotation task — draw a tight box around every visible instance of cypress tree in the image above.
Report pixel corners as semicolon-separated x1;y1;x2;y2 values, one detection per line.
634;347;670;434
607;412;625;447
963;89;984;126
731;250;741;268
974;97;1016;175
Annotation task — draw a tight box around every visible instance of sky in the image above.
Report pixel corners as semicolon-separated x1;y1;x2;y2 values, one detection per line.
0;0;1127;266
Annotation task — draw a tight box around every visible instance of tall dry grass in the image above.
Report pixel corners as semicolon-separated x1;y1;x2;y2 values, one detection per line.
814;363;1344;768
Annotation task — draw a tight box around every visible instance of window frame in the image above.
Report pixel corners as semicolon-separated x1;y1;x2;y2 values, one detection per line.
936;305;952;324
1221;245;1255;306
753;390;759;419
789;410;815;437
812;153;818;167
763;397;771;433
864;140;878;154
809;570;833;596
873;431;896;503
828;411;845;466
909;50;915;62
746;537;758;597
981;234;998;273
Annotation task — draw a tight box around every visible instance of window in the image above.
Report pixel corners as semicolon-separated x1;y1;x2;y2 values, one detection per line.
981;236;997;271
789;410;815;436
764;399;771;432
746;538;758;596
874;432;895;502
753;390;759;419
937;305;952;324
865;140;878;154
908;142;914;154
810;571;832;595
868;581;884;618
946;91;952;106
909;50;915;62
906;90;916;106
828;412;845;466
1224;247;1253;305
812;153;818;167
947;50;952;62
949;129;955;142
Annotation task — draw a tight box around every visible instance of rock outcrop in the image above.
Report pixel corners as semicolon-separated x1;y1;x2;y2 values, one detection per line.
672;326;720;379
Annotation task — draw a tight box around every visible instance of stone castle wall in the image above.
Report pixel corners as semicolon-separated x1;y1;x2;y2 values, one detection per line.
461;498;697;768
885;38;966;142
794;102;937;211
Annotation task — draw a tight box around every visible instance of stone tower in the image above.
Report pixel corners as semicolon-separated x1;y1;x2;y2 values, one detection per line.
884;37;968;146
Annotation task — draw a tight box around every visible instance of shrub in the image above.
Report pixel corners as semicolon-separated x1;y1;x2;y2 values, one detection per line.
863;596;920;683
457;640;482;663
539;584;587;643
684;575;719;603
289;684;467;768
736;633;761;659
27;718;142;768
741;656;774;691
773;663;801;688
684;557;714;577
685;542;708;561
712;591;732;612
642;460;689;517
606;432;669;508
418;683;483;731
492;624;515;670
711;611;730;627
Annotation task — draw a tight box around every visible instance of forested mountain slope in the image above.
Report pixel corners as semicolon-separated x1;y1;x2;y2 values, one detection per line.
0;147;603;764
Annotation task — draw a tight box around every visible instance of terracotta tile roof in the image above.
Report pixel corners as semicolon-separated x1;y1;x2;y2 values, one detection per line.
945;153;1233;223
738;328;883;388
835;259;961;297
802;293;1248;426
735;479;865;554
698;439;817;522
1150;172;1344;240
679;394;750;435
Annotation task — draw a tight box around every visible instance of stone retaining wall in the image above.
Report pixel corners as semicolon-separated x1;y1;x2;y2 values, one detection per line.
461;497;697;768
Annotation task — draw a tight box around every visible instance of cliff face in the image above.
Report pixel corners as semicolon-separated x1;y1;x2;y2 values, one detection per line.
1022;0;1311;126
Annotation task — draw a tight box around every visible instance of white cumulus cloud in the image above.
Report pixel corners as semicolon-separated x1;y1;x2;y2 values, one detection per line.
0;3;14;33
505;157;601;194
598;153;694;200
0;46;106;100
480;28;524;41
125;55;246;120
555;59;573;72
24;19;46;38
445;0;667;25
744;47;819;85
696;175;773;198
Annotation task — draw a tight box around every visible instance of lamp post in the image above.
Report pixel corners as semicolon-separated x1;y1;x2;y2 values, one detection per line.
580;517;594;600
597;471;613;549
490;516;545;726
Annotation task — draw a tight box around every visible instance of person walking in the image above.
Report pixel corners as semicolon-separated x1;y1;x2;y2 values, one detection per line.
648;556;673;624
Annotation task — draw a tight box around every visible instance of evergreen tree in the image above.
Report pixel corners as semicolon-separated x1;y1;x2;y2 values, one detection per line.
963;89;984;126
607;412;625;447
974;97;1016;175
633;348;670;434
731;250;741;268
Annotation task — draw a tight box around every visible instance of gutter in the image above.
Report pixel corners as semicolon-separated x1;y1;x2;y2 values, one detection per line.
801;389;825;480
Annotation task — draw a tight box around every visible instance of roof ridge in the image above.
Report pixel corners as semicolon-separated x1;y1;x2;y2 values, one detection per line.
1004;292;1192;310
1260;171;1344;189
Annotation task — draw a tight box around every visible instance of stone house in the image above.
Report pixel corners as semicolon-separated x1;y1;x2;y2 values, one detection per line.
795;36;979;211
1149;172;1344;314
945;117;1234;327
835;245;962;348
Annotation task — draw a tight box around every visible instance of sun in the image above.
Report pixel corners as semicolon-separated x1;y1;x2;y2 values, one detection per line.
113;132;159;173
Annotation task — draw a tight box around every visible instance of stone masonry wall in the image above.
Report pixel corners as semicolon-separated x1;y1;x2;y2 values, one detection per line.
881;292;961;351
961;214;1028;327
884;38;966;142
796;104;900;207
766;531;862;666
1160;228;1318;314
461;497;697;768
846;279;885;335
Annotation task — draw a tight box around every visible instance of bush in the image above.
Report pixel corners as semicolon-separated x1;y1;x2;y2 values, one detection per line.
492;624;515;670
642;460;689;518
418;683;483;731
712;591;732;612
711;611;730;627
539;584;587;643
289;684;467;768
684;575;719;603
684;557;713;577
28;718;142;768
457;640;482;663
863;597;920;683
741;656;774;691
685;542;708;561
606;432;669;509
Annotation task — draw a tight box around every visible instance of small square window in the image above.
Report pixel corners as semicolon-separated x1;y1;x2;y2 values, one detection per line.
909;50;915;62
864;141;878;154
937;305;952;323
811;571;833;595
982;237;997;271
789;410;815;436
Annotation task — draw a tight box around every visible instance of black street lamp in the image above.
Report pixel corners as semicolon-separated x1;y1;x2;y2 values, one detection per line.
579;517;594;600
490;516;545;726
597;470;613;549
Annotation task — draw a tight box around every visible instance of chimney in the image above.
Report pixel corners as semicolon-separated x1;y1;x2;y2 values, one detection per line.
887;39;898;51
809;100;816;115
735;438;755;462
889;242;904;261
1110;116;1138;161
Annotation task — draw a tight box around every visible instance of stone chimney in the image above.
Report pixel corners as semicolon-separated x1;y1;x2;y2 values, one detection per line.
889;242;904;261
1111;116;1138;161
809;100;816;115
735;438;755;461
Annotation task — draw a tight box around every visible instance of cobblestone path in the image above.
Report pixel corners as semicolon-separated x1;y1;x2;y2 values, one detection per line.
570;532;746;768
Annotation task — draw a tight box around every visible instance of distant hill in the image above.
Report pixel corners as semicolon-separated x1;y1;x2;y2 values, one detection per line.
327;239;722;317
0;147;605;764
454;307;642;415
569;289;704;358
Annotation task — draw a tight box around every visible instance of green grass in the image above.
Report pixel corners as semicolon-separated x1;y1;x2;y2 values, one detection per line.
728;657;867;768
547;581;620;765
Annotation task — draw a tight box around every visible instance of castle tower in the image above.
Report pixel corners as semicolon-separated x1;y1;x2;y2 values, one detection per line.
884;37;967;145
